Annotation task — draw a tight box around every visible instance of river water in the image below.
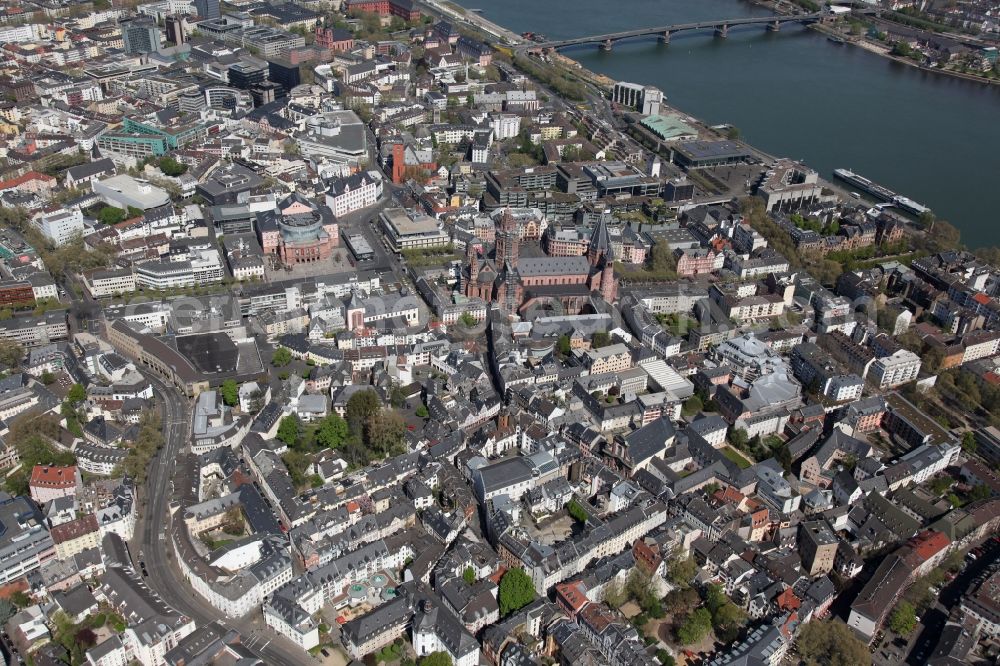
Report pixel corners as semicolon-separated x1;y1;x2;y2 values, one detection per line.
458;0;1000;248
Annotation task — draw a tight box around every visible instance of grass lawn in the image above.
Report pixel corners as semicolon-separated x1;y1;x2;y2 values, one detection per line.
722;446;752;469
201;536;235;550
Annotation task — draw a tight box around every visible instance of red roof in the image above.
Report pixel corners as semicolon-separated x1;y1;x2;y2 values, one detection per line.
29;465;78;489
909;529;950;562
487;565;507;585
555;580;589;612
775;587;801;611
973;292;992;306
50;514;98;545
0;171;55;191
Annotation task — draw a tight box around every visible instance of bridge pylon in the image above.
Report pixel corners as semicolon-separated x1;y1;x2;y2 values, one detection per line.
714;24;728;38
599;39;614;51
658;30;672;44
766;20;780;32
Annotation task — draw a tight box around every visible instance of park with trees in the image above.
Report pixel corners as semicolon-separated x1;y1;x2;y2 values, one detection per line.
277;389;407;489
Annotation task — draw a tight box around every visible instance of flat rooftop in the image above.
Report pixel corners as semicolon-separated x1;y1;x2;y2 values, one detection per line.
676;140;750;161
640;113;699;141
175;333;239;375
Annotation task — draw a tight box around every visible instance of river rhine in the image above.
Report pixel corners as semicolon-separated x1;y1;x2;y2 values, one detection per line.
457;0;1000;248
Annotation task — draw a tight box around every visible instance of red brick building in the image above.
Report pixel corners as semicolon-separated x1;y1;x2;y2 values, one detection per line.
345;0;420;21
554;580;589;619
315;26;355;52
391;143;436;184
257;193;339;265
0;280;35;308
464;210;617;318
675;247;718;277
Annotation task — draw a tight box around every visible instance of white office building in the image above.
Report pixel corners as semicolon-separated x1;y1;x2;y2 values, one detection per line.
34;209;84;246
870;350;921;389
134;248;225;290
489;113;521;140
325;171;380;217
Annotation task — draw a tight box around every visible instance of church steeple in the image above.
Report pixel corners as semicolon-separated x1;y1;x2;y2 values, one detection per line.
495;207;519;269
465;242;479;295
588;213;614;267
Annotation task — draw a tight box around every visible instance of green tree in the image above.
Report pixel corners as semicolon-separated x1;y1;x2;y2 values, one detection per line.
282;449;311;488
602;578;628;608
97;206;127;225
158;156;188;176
458;312;477;327
566;499;588;523
415;404;429;418
463;566;475;584
682;395;703;417
64;383;86;404
711;598;747;642
676;607;712;644
40;371;55;385
221;506;245;536
929;475;953;496
271;347;293;367
626;568;662;616
0;339;24;369
9;590;31;608
277;415;302;447
365;411;406;456
705;584;727;614
316;413;349;449
889;601;917;635
729;427;749;449
418;652;452;666
389;385;406;408
346;389;381;437
556;335;572;357
220;379;239;407
667;547;698;587
777;444;793;474
665;587;700;614
969;483;991;502
113;411;163;484
591;331;611;349
3;413;74;495
498;568;536;616
647;242;678;279
961;431;977;454
796;619;871;666
656;649;676;666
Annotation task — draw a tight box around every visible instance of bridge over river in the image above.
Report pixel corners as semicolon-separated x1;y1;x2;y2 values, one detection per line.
520;8;876;52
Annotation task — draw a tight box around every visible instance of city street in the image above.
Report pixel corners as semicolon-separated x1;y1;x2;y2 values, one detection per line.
133;373;318;666
870;537;999;666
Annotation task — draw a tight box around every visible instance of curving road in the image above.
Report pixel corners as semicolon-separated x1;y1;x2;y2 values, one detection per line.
133;372;318;666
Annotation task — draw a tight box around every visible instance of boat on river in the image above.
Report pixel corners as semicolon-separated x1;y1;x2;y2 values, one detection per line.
834;169;931;217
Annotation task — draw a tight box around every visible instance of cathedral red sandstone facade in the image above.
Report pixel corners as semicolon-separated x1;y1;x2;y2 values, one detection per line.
464;209;617;318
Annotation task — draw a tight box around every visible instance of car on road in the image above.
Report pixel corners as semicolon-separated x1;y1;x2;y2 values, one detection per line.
321;649;330;657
